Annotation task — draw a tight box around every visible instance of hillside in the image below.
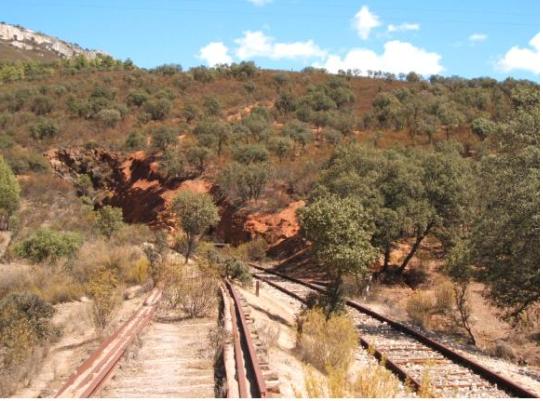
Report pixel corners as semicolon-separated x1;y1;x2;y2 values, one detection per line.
0;26;539;397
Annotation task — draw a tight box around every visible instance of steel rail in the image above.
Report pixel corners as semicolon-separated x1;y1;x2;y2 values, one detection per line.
224;279;268;398
55;288;162;398
250;263;539;399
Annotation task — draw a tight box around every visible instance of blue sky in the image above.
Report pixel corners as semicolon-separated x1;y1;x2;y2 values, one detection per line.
2;0;540;80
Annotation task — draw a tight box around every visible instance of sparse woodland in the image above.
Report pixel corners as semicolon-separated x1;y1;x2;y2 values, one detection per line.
0;55;539;395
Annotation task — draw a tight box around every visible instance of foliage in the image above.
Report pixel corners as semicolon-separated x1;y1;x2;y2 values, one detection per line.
298;194;377;294
15;228;82;263
217;162;270;203
30;118;59;139
151;126;177;151
0;155;20;229
144;97;171;120
232;143;269;164
96;108;122;127
186;145;211;174
171;191;219;262
224;258;252;285
124;130;146;150
95;205;124;238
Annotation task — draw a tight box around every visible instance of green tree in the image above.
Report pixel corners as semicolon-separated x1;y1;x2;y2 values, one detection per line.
159;149;185;178
298;195;377;317
186;145;211;174
95;206;124;238
193;119;231;155
232;144;269;164
218;162;270;204
267;136;293;160
30;118;59;140
124;131;147;150
31;95;54;115
171;191;219;263
203;96;222;116
0;155;20;230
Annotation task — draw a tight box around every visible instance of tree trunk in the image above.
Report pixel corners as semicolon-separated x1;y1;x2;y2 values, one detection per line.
383;244;391;271
399;223;433;271
185;235;194;264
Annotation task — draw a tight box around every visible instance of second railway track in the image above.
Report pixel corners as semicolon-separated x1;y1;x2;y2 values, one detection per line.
250;263;538;398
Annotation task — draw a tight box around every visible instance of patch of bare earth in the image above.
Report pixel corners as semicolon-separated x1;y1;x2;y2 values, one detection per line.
12;293;146;397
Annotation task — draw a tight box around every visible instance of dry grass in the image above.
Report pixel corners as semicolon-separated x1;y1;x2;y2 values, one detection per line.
351;362;402;397
406;290;434;328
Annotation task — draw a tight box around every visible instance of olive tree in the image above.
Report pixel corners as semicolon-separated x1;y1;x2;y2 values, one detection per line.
171;191;219;263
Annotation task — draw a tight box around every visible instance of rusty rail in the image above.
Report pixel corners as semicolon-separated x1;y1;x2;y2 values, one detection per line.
224;279;268;398
250;263;539;399
55;288;162;398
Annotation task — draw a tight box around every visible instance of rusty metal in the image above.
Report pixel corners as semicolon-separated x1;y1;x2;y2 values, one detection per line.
250;263;538;398
230;298;250;398
55;288;162;398
225;280;268;398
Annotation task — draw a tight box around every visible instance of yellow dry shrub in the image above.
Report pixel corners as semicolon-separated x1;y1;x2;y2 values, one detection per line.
406;290;434;328
297;308;358;372
351;363;401;397
303;364;327;398
326;365;349;397
85;267;121;329
122;256;150;285
434;281;455;313
31;269;85;304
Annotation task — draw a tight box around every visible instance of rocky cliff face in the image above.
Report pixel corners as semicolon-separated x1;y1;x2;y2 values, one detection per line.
0;23;104;60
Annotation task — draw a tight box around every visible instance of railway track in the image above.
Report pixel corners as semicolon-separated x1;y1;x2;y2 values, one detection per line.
54;281;276;398
250;263;539;398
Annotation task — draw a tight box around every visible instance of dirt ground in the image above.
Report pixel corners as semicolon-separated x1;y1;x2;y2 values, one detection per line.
11;291;147;397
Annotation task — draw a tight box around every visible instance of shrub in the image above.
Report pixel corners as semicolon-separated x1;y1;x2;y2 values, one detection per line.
203;96;221;116
217;162;270;203
186;145;211;174
406;291;434;328
296;308;358;372
434;281;455;313
151;126;177;151
159;149;185;178
30;118;59;139
245;237;268;261
182;104;200;123
96;108;122;127
224;258;252;285
232;144;269;164
126;89;149;107
30;95;54;115
95;205;124;238
0;292;54;372
85;267;121;328
0;155;20;229
162;265;218;318
124;131;147;150
15;228;82;263
144;98;171;120
267;136;293;160
350;364;401;397
122;256;150;285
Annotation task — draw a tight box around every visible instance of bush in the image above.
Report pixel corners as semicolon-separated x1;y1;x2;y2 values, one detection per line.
434;281;455;313
126;89;149;107
95;205;124;238
267;136;293;160
96;108;122;127
245;237;268;261
217;162;270;203
151;126;177;151
224;258;252;285
297;308;358;372
30;95;54;115
406;291;434;327
162;263;218;317
144;98;171;120
85;267;121;328
124;131;147;150
122;256;150;285
186;145;211;174
0;155;20;229
30;118;59;139
232;144;269;164
15;228;82;263
203;96;221;116
0;292;54;364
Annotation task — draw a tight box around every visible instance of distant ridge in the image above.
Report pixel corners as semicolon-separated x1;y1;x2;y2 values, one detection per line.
0;22;106;62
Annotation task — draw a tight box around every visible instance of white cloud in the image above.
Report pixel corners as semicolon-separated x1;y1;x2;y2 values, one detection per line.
469;33;487;42
497;33;541;75
353;6;380;40
235;31;326;60
318;40;444;76
247;0;272;6
198;41;232;66
387;23;420;33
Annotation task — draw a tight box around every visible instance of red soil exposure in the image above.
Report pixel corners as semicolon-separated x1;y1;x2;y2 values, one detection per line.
46;147;304;248
244;200;304;246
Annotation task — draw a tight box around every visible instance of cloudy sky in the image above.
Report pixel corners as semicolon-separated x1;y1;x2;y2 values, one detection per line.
3;0;540;80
